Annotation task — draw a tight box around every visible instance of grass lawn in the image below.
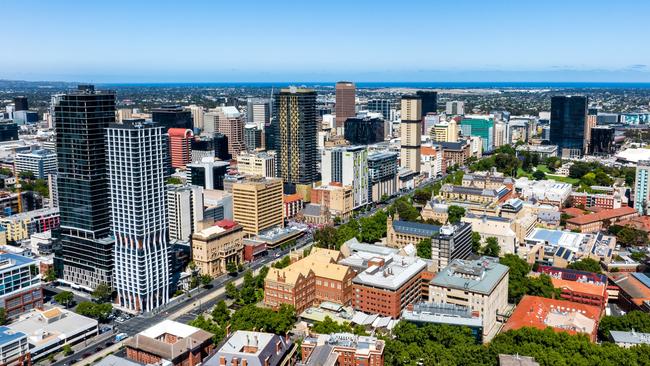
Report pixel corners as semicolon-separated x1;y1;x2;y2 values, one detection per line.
536;164;551;173
545;174;580;185
517;167;531;178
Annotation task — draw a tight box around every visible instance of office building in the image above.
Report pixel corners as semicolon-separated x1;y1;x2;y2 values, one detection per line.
265;248;355;313
344;116;385;145
125;320;214;366
502;296;600;342
431;120;459;142
244;124;262;151
367;99;394;121
167;185;203;242
0;120;18;142
188;158;230;190
321;146;369;209
0;253;43;319
416;90;437;117
209;107;246;157
300;333;384;366
460;116;494;153
335;81;356;128
430;222;473;271
107;120;169;313
246;98;271;129
0;326;29;366
54;85;114;289
635;160;650;214
15;149;57;180
590;126;615;155
368;151;398;203
232;177;283;235
429;257;509;342
237;151;276;178
13;97;28;111
188;104;205;131
352;254;430;318
191;220;244;277
192;133;231;162
0;207;60;243
550;96;588;156
275;87;318;193
152;105;193;130
167;128;193;169
207;330;296;366
400;95;422;173
244;226;304;251
402;302;484;342
446;101;465;115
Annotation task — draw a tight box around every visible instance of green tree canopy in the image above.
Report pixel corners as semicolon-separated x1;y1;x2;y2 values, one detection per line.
92;283;112;303
482;237;500;257
54;291;74;308
447;205;465;224
416;238;432;259
567;258;602;274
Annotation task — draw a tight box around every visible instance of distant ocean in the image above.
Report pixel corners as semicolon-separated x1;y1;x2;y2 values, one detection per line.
98;81;650;89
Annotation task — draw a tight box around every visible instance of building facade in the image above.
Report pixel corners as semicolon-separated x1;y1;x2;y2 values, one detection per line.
191;220;244;278
232;177;284;235
15;149;57;179
167;185;203;242
634;160;650;215
236;151;276;178
321;146;369;209
0;254;43;319
344;117;385;145
335;81;356;129
107;120;169;313
400;95;422;173
167;128;193;169
368;152;398;203
550;96;588;156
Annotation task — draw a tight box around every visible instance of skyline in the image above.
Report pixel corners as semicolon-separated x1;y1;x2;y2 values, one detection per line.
3;0;650;83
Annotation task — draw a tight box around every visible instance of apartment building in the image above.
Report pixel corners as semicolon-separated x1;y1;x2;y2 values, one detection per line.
0;253;43;318
236;151;277;178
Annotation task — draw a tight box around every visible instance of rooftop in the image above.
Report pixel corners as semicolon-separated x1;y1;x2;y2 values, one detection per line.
392;220;439;237
0;253;36;270
353;254;427;291
608;272;650;306
126;320;213;361
430;257;509;295
209;330;293;366
0;326;26;346
502;296;600;339
566;206;637;226
267;248;349;285
551;278;607;298
401;302;483;328
610;330;650;345
10;307;97;348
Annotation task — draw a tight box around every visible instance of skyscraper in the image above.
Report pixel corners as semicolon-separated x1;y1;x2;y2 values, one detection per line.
400;95;422;173
550;96;588;156
275;87;318;193
168;128;193;169
367;99;394;121
635;160;650;215
589;126;615;155
232;177;284;235
209;107;246;157
152;105;193;130
107;119;169;312
246;98;270;130
13;97;28;111
54;85;114;289
244;124;262;151
188;105;205;131
416;90;437;133
344;117;385;145
446;101;465;115
321;146;369;209
335;81;356;129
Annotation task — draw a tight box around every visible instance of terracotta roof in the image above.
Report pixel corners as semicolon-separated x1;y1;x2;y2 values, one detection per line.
267;248;349;285
608;273;650;306
551;278;606;298
617;216;650;232
503;296;600;340
125;329;213;361
563;207;586;218
284;193;303;203
214;219;239;230
420;146;437;156
566;207;637;226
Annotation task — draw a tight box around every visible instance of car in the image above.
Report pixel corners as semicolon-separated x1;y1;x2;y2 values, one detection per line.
105;341;114;347
83;353;92;358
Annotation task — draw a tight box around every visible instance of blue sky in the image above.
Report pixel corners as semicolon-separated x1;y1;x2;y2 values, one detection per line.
3;0;650;82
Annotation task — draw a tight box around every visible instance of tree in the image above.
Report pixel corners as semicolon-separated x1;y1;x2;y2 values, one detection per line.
272;256;291;269
225;282;239;300
200;274;212;288
599;311;650;340
482;237;500;257
211;300;231;325
471;232;482;253
43;267;57;282
62;344;73;356
416;238;432;259
499;254;559;303
76;302;113;321
380;194;390;202
226;262;238;274
92;283;112;303
166;177;183;185
54;291;74;308
314;226;338;249
532;170;546;180
447;205;465;224
567;258;602;274
18;171;34;180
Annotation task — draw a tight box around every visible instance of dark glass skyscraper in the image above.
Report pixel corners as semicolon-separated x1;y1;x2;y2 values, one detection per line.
191;133;231;161
416;90;437;117
275;87;318;193
54;85;115;289
344;117;385;145
550;96;587;154
590;126;615;155
13;96;28;111
152;105;193;130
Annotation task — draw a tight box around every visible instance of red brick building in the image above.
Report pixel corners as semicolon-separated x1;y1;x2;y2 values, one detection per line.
168;128;193;169
570;191;620;210
565;206;638;233
301;333;384;366
551;278;608;310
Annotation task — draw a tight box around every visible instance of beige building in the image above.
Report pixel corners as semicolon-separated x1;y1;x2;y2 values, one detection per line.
386;214;439;248
236;151;276;178
205;107;246;157
191;220;244;277
400;96;422;173
421;200;448;224
311;184;354;219
232;177;284;235
429;257;509;342
430;120;458;142
461;213;517;255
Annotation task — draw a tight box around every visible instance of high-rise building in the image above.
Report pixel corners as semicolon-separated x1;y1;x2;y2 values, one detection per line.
168;128;193;169
586;108;598;154
191;134;231;162
232;177;283;235
244;124;262;151
188;158;230;190
460;116;494;153
0;120;18;142
550;96;588;156
106;120;169;312
188;105;205;131
368;151;398;203
335;81;356;128
246;98;270;129
236;151;276;178
589;126;615;155
15;149;57;179
321;146;369;208
117;108;132;123
275;87;318;193
13;97;28;111
431;120;458;142
634;160;650;215
167;185;204;242
209;107;246;157
417;91;437;133
344;117;385;145
367;99;395;121
445;101;465;115
54;85;114;289
152;105;193;130
400;95;422;173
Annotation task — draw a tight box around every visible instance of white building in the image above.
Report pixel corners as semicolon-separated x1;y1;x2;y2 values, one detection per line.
321;146;369;208
107;120;169;313
15;149;57;179
188;104;205;131
167;185;204;242
246;98;270;130
237;151;276;178
514;178;573;207
461;213;517;255
634;160;650;214
0;326;28;366
445;101;465;115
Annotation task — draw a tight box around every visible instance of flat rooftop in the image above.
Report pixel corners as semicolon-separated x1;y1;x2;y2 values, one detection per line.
353;255;427;291
430;257;508;295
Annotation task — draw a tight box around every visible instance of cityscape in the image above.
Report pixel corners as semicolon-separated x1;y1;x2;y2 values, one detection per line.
2;1;650;366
